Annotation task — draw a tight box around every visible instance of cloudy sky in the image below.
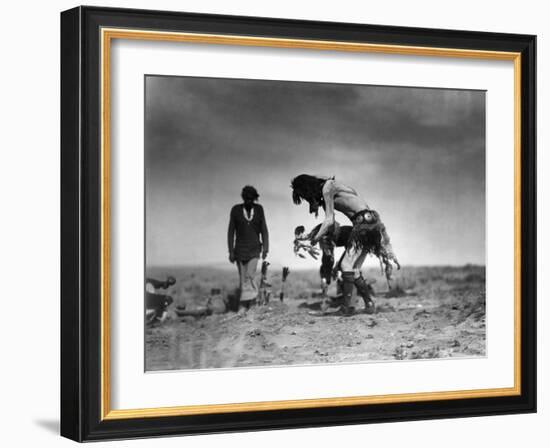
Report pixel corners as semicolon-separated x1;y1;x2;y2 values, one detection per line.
145;75;485;269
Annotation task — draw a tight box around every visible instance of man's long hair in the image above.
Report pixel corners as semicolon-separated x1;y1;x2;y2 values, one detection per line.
291;174;326;217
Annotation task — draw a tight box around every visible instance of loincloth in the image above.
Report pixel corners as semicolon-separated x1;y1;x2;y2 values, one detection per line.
347;209;400;282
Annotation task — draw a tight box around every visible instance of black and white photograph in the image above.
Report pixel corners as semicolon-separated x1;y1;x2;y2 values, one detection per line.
144;75;486;371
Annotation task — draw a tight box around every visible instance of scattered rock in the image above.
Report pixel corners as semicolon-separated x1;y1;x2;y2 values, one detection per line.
393;346;407;360
385;286;409;298
414;310;431;320
410;346;441;359
376;304;396;313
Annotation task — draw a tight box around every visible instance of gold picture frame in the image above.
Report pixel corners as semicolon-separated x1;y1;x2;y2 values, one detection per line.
61;6;536;441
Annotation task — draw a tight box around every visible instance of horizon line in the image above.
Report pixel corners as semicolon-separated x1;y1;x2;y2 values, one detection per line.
146;262;486;271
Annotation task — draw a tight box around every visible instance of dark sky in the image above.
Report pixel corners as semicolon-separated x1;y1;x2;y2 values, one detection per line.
145;75;485;268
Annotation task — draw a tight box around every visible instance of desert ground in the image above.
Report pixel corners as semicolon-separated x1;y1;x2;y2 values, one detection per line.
145;265;486;371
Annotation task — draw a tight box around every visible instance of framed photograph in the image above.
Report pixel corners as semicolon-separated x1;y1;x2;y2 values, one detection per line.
60;6;536;441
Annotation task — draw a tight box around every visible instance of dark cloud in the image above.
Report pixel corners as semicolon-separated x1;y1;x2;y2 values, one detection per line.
145;75;485;267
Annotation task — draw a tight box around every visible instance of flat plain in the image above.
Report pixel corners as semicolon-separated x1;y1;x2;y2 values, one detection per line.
145;265;486;371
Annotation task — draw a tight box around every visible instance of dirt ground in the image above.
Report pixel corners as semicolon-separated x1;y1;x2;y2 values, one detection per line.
145;265;486;371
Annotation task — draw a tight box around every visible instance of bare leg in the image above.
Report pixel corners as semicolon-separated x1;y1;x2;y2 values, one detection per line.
353;249;376;313
339;246;364;315
341;248;376;314
340;245;363;273
353;249;369;271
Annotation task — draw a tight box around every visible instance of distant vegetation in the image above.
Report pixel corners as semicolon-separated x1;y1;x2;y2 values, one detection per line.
146;264;485;309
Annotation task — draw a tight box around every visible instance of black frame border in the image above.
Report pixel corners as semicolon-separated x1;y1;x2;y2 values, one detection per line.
61;6;536;442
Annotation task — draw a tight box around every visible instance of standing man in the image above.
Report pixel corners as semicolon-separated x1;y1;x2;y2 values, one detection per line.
291;174;400;315
227;185;269;308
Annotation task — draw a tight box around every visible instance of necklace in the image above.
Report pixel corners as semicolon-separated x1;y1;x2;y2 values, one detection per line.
243;206;254;222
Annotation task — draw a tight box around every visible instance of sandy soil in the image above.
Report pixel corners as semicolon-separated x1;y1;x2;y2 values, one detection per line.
145;266;486;371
